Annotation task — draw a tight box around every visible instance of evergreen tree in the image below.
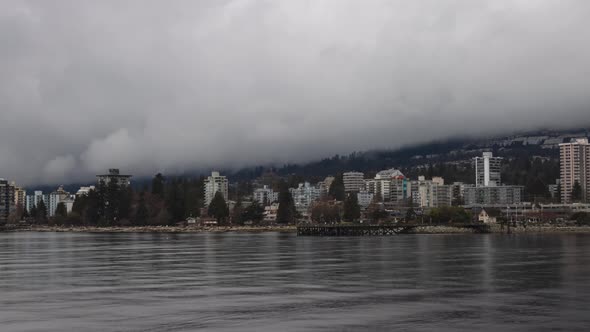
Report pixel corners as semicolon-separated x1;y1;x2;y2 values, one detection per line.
166;179;185;223
208;192;229;224
84;189;101;226
276;190;296;224
242;201;265;225
134;191;149;226
29;205;37;222
53;202;68;226
428;206;470;224
72;195;86;215
231;198;245;226
152;173;165;197
571;181;583;203
342;193;361;222
119;187;133;221
405;207;417;221
526;177;550;200
55;202;67;217
35;200;48;224
183;180;201;218
328;174;345;201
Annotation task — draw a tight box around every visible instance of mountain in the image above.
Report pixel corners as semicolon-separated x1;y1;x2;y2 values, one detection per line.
231;128;589;181
28;127;589;193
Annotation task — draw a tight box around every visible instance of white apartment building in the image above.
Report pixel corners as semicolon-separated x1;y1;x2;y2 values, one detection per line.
364;168;406;202
204;171;229;206
343;172;365;193
25;190;61;217
76;186;96;196
475;152;502;187
253;185;279;205
290;182;321;215
409;176;451;208
357;191;374;209
560;138;590;203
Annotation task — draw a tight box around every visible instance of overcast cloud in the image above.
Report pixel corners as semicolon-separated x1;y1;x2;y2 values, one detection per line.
1;0;590;185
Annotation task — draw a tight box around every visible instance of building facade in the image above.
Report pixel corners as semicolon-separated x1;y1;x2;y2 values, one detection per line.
12;182;26;208
204;171;229;206
407;176;451;208
357;191;374;209
319;176;335;198
97;169;132;187
475;152;502;187
464;185;524;206
559;138;590;203
253;185;279;206
76;186;96;196
365;168;407;202
25;190;62;217
290;182;321;216
0;179;15;223
343;172;365;193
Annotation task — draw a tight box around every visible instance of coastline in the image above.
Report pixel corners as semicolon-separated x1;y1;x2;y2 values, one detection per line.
3;225;298;233
3;224;590;234
413;225;590;234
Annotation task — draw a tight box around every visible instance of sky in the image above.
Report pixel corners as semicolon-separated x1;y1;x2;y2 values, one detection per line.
1;0;590;186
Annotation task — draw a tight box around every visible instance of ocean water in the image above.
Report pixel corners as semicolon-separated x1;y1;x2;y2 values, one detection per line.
1;232;589;331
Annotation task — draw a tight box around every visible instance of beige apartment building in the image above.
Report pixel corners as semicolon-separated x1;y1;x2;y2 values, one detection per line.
559;138;590;203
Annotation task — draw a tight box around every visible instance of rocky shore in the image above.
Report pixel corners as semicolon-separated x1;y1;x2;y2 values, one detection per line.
3;224;590;234
4;225;298;233
414;225;590;234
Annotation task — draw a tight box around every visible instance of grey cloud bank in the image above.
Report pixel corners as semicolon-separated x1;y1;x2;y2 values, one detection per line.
1;0;589;185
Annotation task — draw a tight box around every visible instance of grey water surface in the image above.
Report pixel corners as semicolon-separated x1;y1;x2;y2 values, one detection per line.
1;232;589;331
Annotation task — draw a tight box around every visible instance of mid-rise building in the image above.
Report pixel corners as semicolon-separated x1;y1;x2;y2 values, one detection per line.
319;176;335;197
357;191;374;209
54;186;70;201
475;152;502;187
25;190;62;217
450;182;466;205
343;172;365;193
0;179;15;223
12;182;26;208
364;168;406;202
560;138;590;203
548;180;560;200
204;171;229;206
253;185;279;205
290;182;321;216
97;169;132;187
408;176;451;208
25;191;44;213
464;185;523;206
76;186;96;196
469;151;525;206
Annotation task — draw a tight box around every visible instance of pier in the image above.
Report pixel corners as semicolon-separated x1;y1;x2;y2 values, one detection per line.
297;223;491;236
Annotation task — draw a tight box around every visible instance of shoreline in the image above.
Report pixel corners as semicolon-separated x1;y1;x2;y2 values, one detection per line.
413;225;590;234
2;225;298;233
2;224;590;234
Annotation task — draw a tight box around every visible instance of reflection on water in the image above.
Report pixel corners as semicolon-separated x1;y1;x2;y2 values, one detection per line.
1;232;589;331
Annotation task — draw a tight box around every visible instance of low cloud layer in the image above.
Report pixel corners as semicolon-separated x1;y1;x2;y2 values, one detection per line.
1;0;590;185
